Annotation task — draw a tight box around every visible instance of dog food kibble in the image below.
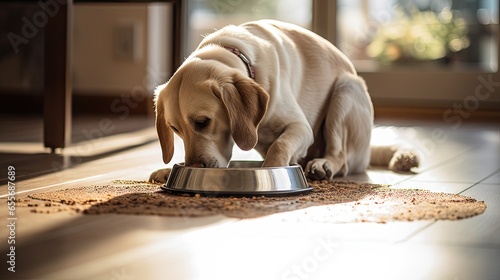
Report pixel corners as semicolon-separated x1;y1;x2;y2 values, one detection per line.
16;180;486;223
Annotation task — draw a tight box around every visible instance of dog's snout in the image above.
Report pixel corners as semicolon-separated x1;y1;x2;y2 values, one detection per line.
185;156;219;168
188;162;205;168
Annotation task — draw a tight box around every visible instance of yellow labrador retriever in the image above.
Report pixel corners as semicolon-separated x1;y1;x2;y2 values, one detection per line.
150;20;418;182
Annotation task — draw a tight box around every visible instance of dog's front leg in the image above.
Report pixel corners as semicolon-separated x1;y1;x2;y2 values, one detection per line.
262;122;313;167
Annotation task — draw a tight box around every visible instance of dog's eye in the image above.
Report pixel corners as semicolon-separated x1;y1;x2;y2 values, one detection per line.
193;117;210;131
170;126;179;133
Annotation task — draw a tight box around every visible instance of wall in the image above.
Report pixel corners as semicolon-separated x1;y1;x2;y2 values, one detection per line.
73;4;149;95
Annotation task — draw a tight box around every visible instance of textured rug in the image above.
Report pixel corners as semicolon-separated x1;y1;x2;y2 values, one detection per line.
17;180;486;223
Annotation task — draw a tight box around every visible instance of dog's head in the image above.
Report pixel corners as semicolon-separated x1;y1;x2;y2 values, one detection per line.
154;60;269;167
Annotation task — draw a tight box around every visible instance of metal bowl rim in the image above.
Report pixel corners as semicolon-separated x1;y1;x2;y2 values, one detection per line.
171;161;304;171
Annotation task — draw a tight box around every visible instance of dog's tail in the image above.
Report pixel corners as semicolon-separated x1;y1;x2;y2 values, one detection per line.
369;145;420;172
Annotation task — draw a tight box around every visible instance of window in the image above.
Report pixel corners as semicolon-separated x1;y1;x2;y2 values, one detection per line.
186;0;312;52
337;0;498;73
314;0;500;108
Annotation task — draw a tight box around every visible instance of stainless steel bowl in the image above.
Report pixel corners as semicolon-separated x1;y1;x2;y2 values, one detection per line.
161;161;312;196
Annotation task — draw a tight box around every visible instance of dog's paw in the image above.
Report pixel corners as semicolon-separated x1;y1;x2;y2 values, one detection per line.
305;158;344;180
388;150;420;172
148;168;172;183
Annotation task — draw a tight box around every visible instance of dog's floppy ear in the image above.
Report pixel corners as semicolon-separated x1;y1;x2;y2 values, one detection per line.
155;107;174;164
216;73;269;150
154;83;175;164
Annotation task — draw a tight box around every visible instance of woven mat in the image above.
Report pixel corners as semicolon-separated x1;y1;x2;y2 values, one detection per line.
17;180;486;223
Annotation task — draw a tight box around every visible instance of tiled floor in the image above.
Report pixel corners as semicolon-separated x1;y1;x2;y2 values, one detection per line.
0;116;498;280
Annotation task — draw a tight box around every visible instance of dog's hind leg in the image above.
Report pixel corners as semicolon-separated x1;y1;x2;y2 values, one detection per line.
305;73;373;180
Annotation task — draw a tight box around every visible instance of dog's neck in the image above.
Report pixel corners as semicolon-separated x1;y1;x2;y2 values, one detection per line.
222;46;256;80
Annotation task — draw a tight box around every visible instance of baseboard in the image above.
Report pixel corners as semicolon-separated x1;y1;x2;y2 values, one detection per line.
374;106;500;123
0;91;154;116
72;92;154;116
0;92;44;115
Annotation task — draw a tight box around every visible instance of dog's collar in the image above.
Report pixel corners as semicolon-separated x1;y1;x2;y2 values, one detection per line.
223;46;256;80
